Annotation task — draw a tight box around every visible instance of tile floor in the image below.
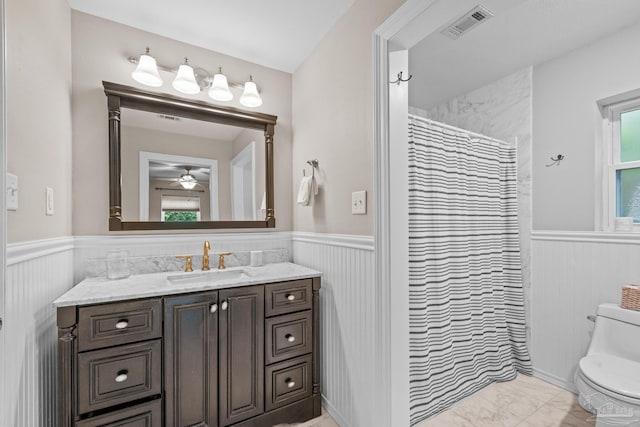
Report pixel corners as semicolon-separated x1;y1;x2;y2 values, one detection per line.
417;374;596;427
273;375;596;427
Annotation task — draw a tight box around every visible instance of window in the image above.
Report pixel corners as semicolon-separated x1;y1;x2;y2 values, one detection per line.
604;98;640;231
161;195;201;222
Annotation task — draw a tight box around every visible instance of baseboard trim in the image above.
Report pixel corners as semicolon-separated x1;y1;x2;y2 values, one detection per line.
322;395;351;427
532;368;578;394
292;231;374;251
7;237;75;266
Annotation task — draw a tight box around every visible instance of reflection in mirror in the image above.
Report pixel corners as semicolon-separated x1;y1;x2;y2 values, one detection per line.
119;109;265;223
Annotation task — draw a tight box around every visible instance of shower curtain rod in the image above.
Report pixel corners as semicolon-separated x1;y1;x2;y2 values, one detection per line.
409;114;515;148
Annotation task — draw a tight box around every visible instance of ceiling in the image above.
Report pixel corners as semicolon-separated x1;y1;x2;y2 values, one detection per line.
408;0;640;110
67;0;355;73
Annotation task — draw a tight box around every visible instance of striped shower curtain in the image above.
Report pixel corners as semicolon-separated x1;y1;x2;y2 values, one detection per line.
408;115;532;425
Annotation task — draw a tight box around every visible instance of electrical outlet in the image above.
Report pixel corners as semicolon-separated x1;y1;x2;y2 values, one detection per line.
352;190;366;215
7;173;18;211
46;187;54;216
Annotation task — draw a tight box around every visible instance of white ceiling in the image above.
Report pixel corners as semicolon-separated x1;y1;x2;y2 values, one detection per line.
67;0;355;73
408;0;640;110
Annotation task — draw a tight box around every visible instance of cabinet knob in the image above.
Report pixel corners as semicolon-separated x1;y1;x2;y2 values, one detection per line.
210;304;218;314
286;294;295;301
285;334;296;343
286;379;296;388
221;301;229;311
115;370;128;383
115;320;128;330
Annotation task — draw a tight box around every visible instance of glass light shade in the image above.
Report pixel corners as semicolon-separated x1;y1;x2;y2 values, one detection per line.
131;54;163;87
179;174;198;190
240;80;262;107
209;73;233;101
172;63;200;95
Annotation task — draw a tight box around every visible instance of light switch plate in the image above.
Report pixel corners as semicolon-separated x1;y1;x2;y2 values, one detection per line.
46;187;54;216
352;190;366;215
7;173;18;211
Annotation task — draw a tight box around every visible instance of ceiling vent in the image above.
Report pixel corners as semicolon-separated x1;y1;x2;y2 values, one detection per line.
441;5;494;39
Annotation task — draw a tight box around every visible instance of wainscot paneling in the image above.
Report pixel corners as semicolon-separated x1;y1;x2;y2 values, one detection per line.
292;232;375;427
5;237;75;427
73;232;293;283
531;231;640;391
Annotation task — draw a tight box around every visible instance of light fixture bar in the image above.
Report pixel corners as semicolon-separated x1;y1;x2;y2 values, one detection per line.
127;56;261;92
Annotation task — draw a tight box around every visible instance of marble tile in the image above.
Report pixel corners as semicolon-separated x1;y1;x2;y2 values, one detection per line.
518;405;594;427
475;381;545;418
272;410;339;427
451;393;525;427
84;249;289;278
545;390;596;424
415;409;475;426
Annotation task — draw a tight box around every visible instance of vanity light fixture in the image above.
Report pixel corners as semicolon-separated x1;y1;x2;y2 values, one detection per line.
209;67;233;101
172;58;200;95
128;49;263;107
239;76;263;107
131;47;163;87
178;167;198;190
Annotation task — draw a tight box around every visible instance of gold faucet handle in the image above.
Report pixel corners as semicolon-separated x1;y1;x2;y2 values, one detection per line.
218;252;232;270
176;255;194;272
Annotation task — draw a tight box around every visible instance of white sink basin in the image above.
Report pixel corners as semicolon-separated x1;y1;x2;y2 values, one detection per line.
167;269;251;285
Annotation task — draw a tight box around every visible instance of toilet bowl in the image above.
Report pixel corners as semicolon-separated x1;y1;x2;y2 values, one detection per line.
575;303;640;426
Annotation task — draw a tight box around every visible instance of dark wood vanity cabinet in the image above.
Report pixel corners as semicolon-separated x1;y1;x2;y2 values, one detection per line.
57;277;321;427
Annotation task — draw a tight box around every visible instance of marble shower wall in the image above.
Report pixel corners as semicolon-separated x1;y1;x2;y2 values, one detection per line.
409;67;533;341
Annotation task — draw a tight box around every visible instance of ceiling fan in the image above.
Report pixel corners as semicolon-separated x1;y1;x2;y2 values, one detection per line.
174;167;201;190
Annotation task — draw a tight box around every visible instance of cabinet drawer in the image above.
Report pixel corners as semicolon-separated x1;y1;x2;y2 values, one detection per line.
75;399;161;427
265;280;312;317
266;311;312;364
265;355;312;412
78;299;162;352
77;340;162;414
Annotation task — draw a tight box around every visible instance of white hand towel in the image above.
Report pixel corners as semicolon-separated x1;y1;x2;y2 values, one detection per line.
297;176;317;206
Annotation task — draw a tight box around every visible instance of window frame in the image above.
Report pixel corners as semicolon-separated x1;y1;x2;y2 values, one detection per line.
602;97;640;232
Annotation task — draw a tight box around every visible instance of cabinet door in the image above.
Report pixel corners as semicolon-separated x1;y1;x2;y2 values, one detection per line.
219;286;264;426
164;292;218;427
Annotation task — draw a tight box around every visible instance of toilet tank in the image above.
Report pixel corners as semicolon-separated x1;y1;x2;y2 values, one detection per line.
587;303;640;361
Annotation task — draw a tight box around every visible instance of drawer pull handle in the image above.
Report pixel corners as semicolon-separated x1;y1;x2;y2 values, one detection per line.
210;303;218;314
285;334;296;343
286;294;295;301
221;301;228;311
115;320;128;330
286;379;296;388
115;370;128;383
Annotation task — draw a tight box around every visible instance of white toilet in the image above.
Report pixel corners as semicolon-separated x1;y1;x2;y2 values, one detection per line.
575;303;640;426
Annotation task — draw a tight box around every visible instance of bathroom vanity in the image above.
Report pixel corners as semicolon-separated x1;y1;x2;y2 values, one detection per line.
55;263;322;427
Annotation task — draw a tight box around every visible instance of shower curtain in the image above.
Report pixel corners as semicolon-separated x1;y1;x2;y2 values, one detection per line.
408;115;532;425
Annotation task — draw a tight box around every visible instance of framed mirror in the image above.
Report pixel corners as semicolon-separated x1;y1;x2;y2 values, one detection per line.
103;81;277;231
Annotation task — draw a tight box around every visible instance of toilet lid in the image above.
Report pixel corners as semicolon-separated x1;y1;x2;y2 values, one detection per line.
579;354;640;400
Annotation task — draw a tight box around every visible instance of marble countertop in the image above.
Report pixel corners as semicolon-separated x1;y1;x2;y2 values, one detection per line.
54;262;322;307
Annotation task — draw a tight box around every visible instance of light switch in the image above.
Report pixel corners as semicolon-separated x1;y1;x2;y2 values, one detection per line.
352;190;366;215
7;173;18;211
46;187;54;216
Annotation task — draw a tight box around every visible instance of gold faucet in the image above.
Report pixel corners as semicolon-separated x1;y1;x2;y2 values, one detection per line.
218;252;232;269
202;240;211;271
176;255;194;272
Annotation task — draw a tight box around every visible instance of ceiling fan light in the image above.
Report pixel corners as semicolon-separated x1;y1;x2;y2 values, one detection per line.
131;48;163;87
239;77;262;107
172;58;200;95
209;71;233;102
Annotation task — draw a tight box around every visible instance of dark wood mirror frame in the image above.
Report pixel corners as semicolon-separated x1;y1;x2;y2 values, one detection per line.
103;81;277;231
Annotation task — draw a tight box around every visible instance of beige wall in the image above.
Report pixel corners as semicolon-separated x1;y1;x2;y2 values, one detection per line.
291;0;404;236
71;11;293;235
120;125;233;221
6;0;72;243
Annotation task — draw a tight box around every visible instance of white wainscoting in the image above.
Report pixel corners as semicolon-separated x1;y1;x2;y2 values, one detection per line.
531;231;640;391
73;232;293;283
5;238;75;427
292;232;375;427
